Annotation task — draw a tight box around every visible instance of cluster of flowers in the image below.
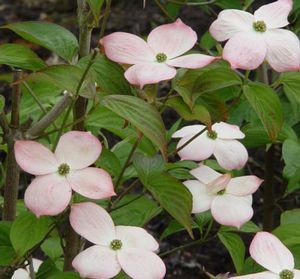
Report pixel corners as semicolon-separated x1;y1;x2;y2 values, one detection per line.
13;0;299;278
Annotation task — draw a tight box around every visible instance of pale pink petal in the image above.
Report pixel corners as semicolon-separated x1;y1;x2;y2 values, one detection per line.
190;164;221;184
147;18;197;59
211;194;253;228
124;63;176;88
118;248;166;279
206;173;231;195
14;140;58;175
293;270;300;277
212;122;245;139
172;125;206;138
100;32;155;64
226;176;263;196
177;133;215;161
254;0;293;29
265;29;300;72
115;226;159;251
167;54;216;69
209;10;254;41
70;202;115;246
24;174;71;217
183;180;214;213
55;131;102;170
68;167;115;200
232;271;278;278
214;139;248;170
72;245;121;279
223;32;267;70
13;259;43;279
250;232;294;273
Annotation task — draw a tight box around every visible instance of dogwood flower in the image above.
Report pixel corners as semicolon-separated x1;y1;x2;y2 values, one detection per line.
172;122;248;170
70;202;166;279
12;258;42;279
15;131;115;217
100;19;216;88
232;232;300;278
184;164;263;228
209;0;300;72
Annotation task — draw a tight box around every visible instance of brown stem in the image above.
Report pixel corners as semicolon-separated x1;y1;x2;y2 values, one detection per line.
2;70;22;221
263;145;275;231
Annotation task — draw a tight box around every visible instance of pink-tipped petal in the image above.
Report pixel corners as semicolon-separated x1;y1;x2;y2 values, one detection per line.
223;32;267;70
254;0;293;29
190;164;221;184
147;18;197;59
118;248;166;279
232;271;278;278
100;32;155;64
226;176;263;196
211;194;253;228
212;122;245;139
24;174;71;217
70;202;115;246
183;180;214;213
214;139;248;170
209;10;254;42
293;270;300;277
167;54;216;69
124;63;176;88
172;125;206;138
55;131;102;170
265;29;300;72
177;133;215;161
68;167;115;200
115;226;159;252
250;232;295;273
14;141;58;175
72;245;121;279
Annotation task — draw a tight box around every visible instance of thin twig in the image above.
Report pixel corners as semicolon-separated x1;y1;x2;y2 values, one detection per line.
99;0;111;39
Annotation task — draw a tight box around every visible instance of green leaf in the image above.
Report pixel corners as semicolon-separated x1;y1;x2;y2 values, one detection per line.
165;96;211;126
10;212;52;257
281;209;300;225
0;246;16;266
133;153;165;185
41;236;63;260
111;195;161;227
3;22;78;62
101;95;167;158
98;148;122;178
280;72;300;106
219;221;261;233
78;55;130;94
0;44;45;71
200;31;216;50
143;173;193;237
47;272;81;279
287;167;300;193
273;224;300;246
86;0;104;21
282;139;300;178
193;68;242;96
243;82;283;140
0;221;12;246
218;232;245;274
0;95;4;112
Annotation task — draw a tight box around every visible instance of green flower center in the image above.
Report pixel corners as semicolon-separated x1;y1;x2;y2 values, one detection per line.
253;21;267;32
280;270;294;279
110;239;122;251
207;130;218;140
156;53;167;63
58;163;70;176
217;189;226;195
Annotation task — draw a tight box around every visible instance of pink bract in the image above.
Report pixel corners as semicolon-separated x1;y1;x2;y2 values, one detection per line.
232;232;300;278
209;0;300;72
14;131;115;217
184;164;263;228
172;122;248;170
100;18;216;88
70;202;166;279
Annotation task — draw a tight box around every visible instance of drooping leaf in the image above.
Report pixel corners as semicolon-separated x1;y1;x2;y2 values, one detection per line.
280;72;300;106
10;212;52;257
101;95;167;158
0;44;45;71
218;232;245;274
3;22;78;62
0;246;16;266
243;82;283;140
41;236;63;260
282;139;300;178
